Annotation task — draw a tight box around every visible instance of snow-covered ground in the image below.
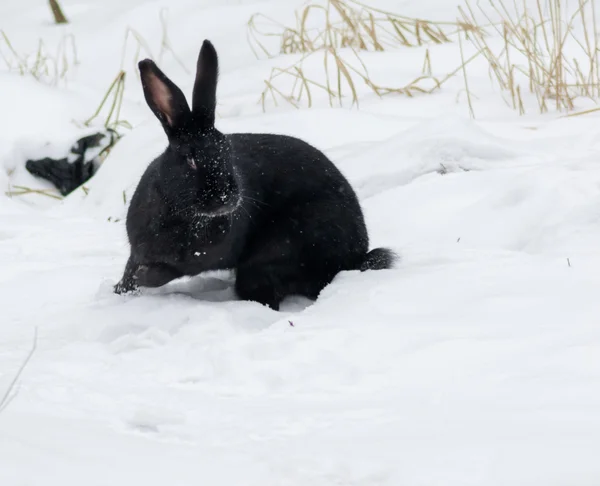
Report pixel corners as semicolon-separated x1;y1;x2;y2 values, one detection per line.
2;0;600;484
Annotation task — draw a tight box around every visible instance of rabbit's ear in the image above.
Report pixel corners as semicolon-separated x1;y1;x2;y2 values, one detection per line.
139;59;190;135
192;40;218;128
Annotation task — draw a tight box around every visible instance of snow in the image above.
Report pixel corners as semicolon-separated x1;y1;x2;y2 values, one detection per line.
2;0;600;484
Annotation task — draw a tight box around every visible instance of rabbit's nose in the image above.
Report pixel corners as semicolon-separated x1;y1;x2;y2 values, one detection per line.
203;191;235;213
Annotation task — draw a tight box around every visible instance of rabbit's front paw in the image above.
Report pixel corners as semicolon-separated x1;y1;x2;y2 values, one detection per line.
114;277;139;295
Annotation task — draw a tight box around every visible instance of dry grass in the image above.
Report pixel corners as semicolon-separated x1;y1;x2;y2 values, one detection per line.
0;328;37;414
250;0;600;116
0;31;78;85
248;0;459;57
458;0;600;115
120;7;189;77
5;185;63;200
84;71;131;130
260;46;478;109
250;0;482;110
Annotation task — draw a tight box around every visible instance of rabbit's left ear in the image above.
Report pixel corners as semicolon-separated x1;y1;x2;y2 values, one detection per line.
192;40;218;128
139;59;190;136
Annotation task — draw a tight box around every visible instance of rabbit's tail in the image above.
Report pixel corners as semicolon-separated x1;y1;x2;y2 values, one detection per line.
359;247;398;271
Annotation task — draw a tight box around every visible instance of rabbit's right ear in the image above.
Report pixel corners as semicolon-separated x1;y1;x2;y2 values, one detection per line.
192;40;218;128
139;59;190;136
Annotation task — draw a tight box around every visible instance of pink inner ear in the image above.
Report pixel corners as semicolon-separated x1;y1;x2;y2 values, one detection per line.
148;72;174;126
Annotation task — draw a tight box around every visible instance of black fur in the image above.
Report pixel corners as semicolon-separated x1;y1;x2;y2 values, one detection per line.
114;40;396;310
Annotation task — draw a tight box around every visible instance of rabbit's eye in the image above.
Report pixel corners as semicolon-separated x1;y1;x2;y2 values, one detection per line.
187;157;197;170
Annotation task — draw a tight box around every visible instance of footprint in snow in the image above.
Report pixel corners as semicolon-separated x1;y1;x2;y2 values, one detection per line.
123;408;193;444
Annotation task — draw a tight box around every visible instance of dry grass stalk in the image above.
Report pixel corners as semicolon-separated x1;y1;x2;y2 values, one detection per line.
562;106;600;117
48;0;68;24
157;8;189;74
458;28;475;118
120;27;154;74
422;48;432;76
0;328;37;414
120;8;189;77
84;71;131;130
0;31;78;85
6;185;63;200
248;0;458;57
458;0;600;115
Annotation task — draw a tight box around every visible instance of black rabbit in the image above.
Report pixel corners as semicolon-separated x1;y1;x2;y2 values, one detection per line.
114;40;396;310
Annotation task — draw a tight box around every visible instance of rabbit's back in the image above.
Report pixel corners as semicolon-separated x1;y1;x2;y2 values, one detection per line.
229;133;370;271
229;133;363;211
